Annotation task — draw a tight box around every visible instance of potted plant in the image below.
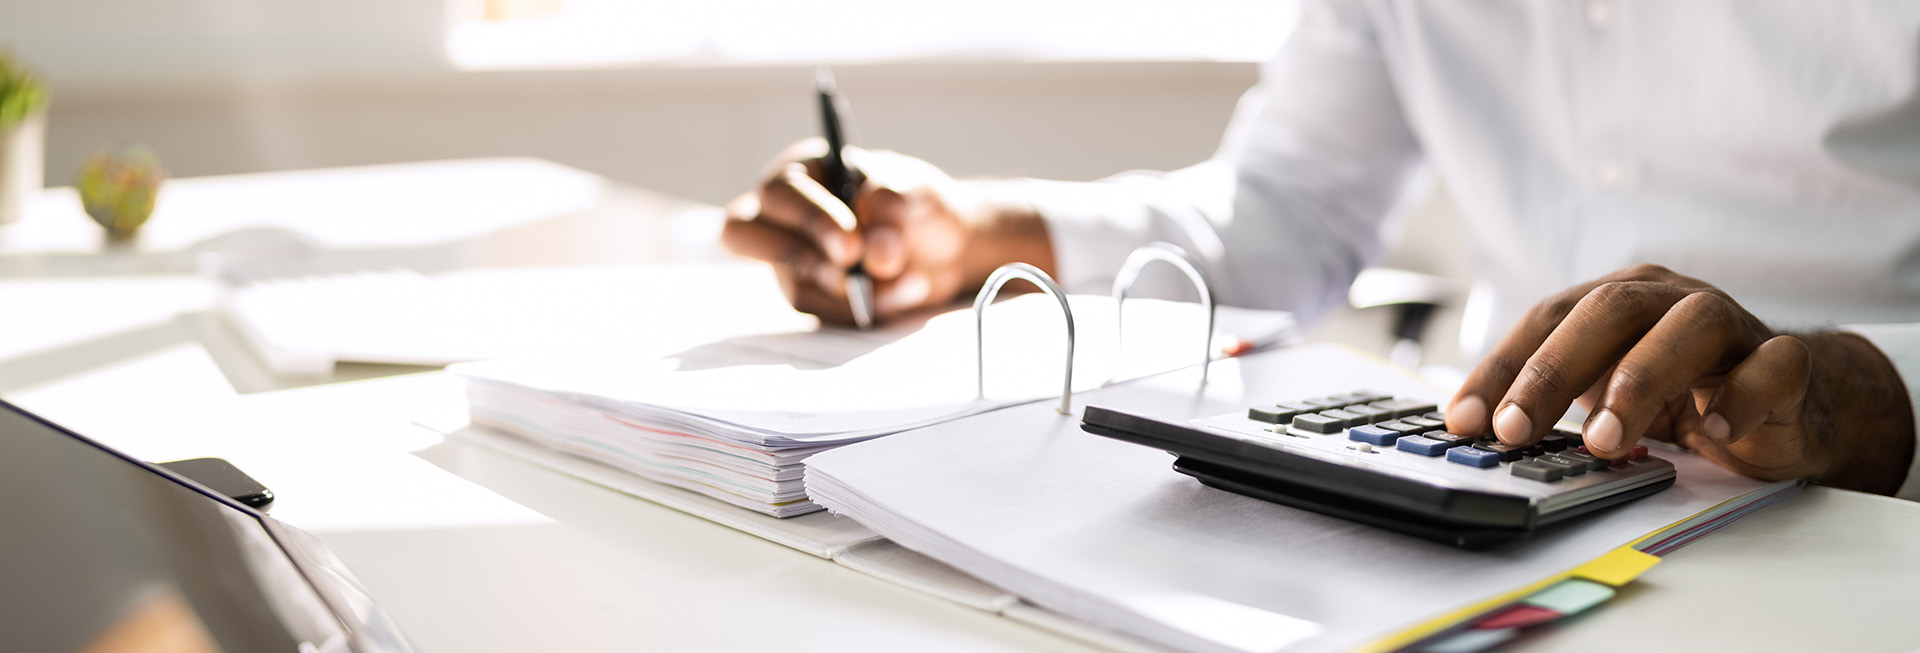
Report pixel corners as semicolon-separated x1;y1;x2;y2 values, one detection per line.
0;52;48;225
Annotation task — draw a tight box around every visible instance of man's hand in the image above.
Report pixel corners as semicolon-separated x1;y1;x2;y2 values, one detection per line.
1444;264;1914;494
721;139;1054;324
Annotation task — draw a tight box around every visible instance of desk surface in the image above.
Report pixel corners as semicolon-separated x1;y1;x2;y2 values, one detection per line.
3;159;1916;652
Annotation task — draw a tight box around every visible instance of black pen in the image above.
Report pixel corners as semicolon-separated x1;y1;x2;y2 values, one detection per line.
815;66;875;330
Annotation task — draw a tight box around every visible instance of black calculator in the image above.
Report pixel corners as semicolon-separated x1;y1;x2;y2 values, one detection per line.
1081;390;1675;548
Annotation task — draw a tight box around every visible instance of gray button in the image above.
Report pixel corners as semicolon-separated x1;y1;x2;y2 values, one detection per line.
1346;404;1394;423
1248;405;1300;424
1537;454;1588;477
1291;412;1346;434
1511;461;1565;482
1369;399;1439;419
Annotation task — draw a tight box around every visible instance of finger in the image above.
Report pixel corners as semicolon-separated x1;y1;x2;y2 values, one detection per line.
1583;292;1769;458
1448;300;1572;437
721;218;845;296
1702;335;1810;446
786;274;856;325
757;163;861;267
854;185;911;280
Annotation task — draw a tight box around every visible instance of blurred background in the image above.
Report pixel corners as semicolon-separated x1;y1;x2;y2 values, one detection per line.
3;0;1292;205
0;0;1471;370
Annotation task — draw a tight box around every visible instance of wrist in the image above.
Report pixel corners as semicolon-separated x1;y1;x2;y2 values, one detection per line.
1801;331;1916;494
953;180;1057;295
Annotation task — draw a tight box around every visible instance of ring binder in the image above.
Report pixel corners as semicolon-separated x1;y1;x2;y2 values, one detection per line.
1112;242;1216;384
973;263;1076;414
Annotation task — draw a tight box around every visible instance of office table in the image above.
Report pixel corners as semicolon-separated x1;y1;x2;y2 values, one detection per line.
2;159;1915;652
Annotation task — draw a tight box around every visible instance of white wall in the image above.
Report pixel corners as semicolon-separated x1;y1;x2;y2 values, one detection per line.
0;1;1257;205
0;0;1472;369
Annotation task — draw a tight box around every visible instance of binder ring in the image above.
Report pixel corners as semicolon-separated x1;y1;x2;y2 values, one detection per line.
974;263;1076;415
1112;242;1216;384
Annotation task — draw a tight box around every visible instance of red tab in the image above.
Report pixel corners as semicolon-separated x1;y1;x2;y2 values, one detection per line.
1473;604;1563;630
1629;445;1649;461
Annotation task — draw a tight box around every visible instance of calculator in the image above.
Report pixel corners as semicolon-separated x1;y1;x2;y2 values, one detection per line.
1081;390;1676;548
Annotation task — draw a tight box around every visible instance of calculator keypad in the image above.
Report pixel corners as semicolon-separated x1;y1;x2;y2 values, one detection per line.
1236;390;1662;486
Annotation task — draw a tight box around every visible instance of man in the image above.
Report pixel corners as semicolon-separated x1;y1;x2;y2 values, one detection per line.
721;1;1920;498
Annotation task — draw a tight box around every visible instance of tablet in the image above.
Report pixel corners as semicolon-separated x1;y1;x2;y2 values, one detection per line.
0;399;413;652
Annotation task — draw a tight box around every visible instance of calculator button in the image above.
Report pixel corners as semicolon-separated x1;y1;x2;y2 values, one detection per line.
1539;434;1569;452
1396;434;1451;456
1510;460;1564;482
1376;420;1426;437
1300;397;1348;409
1536;454;1587;477
1275;400;1320;414
1291;413;1347;433
1560;450;1609;472
1369;399;1439;418
1554;428;1584;447
1319;408;1364;429
1345;404;1394;423
1422;411;1448;422
1424;432;1476;447
1629;445;1650;461
1348;425;1401;445
1471;441;1525;462
1401;416;1445;432
1340;390;1395;404
1520;442;1549;458
1447;447;1501;468
1247;405;1301;424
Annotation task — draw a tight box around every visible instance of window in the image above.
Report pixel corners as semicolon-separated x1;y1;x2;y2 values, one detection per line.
446;0;1296;70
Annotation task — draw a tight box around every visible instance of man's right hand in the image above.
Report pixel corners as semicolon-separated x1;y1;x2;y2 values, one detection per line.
721;139;1054;324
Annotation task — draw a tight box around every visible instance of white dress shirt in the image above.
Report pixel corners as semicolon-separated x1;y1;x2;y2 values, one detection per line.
1024;0;1920;498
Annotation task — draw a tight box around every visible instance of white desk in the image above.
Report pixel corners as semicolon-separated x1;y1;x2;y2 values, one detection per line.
3;159;1916;652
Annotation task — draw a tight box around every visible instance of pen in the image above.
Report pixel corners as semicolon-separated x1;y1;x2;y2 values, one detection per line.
815;66;875;330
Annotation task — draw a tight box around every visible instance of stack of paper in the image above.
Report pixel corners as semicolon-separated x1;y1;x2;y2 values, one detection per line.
804;345;1785;652
222;264;823;375
453;294;1295;517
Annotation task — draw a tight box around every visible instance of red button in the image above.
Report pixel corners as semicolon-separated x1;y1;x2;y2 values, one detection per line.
1629;445;1648;461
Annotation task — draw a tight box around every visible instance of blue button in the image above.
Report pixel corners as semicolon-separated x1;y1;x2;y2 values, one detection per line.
1396;434;1450;456
1348;424;1400;445
1447;446;1501;468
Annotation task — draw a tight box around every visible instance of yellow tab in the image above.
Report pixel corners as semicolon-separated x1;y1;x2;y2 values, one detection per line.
1570;547;1661;586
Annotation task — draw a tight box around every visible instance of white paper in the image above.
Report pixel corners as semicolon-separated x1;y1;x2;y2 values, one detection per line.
805;344;1775;653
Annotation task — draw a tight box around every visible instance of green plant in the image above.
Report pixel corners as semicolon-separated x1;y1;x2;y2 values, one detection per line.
0;52;48;129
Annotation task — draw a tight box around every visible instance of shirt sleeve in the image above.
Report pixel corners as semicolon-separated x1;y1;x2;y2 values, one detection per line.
1025;0;1426;325
1840;323;1920;501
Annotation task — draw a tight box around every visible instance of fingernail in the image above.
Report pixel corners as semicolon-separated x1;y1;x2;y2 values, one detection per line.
1448;395;1488;433
1703;412;1731;442
1494;404;1530;445
1587;409;1624;453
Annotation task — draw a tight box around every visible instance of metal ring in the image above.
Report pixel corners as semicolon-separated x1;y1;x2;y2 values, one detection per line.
974;263;1076;415
1111;242;1216;384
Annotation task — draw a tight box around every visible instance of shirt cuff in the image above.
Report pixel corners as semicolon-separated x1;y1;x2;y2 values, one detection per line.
1840;323;1920;501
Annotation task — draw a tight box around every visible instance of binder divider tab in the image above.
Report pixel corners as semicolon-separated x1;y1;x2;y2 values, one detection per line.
974;262;1076;414
1111;242;1216;385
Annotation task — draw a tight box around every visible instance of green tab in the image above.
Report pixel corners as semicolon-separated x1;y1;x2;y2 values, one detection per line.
1522;578;1615;615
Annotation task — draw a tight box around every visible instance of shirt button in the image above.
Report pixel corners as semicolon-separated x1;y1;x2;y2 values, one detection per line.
1586;0;1618;29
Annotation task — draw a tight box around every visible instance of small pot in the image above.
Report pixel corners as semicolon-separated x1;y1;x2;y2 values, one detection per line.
0;110;45;226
